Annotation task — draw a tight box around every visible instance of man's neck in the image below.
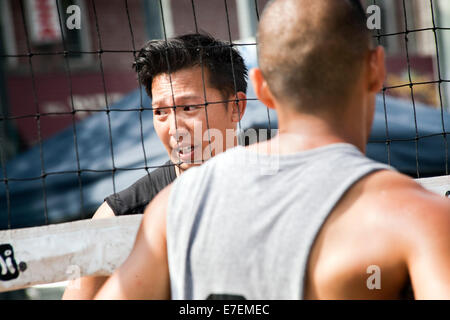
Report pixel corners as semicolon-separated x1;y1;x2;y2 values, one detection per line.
254;111;367;155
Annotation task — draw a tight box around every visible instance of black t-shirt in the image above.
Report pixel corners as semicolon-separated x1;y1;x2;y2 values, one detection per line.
104;161;177;216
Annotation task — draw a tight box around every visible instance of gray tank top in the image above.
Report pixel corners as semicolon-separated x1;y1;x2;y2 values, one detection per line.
167;143;392;299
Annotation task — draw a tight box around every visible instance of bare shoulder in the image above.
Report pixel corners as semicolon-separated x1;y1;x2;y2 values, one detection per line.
143;183;172;216
359;171;450;299
361;170;450;226
94;184;173;299
355;170;450;251
305;170;449;298
141;184;173;236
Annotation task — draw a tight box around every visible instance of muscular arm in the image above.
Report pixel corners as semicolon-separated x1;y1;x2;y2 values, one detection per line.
364;173;450;299
366;173;450;299
94;185;172;299
403;188;450;299
305;171;450;300
62;201;115;300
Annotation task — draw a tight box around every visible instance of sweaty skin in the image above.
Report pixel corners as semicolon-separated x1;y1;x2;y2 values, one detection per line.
151;67;246;175
93;0;450;299
93;50;450;299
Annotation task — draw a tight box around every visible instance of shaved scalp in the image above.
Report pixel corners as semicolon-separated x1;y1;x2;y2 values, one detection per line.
258;0;371;112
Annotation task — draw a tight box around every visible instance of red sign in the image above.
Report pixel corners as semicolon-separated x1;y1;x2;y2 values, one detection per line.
25;0;62;44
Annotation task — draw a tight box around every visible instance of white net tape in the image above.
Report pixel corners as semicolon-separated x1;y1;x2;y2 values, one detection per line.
0;215;141;292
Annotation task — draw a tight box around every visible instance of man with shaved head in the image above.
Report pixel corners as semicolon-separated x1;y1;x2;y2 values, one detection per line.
93;0;450;299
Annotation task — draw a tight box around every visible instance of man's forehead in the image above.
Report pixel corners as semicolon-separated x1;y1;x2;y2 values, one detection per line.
151;68;222;105
152;93;204;106
152;69;209;91
153;66;209;85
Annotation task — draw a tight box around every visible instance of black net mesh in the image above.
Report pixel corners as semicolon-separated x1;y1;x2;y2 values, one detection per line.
0;0;448;230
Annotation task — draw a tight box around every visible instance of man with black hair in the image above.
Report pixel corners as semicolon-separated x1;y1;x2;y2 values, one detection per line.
101;33;248;218
94;0;450;299
63;33;248;299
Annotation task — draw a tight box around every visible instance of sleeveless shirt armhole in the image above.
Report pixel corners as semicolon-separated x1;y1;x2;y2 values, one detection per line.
166;162;209;237
166;172;183;236
299;164;391;299
104;195;123;216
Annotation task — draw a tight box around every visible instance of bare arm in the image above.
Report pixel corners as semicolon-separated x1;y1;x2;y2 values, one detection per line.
94;185;172;299
404;190;450;299
371;172;450;299
371;173;450;299
305;170;450;300
62;201;115;300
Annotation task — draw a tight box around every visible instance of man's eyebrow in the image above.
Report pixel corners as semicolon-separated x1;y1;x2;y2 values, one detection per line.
152;95;204;107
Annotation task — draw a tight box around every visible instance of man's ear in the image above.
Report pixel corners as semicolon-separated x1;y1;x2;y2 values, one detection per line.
368;46;386;93
250;68;276;109
231;91;247;123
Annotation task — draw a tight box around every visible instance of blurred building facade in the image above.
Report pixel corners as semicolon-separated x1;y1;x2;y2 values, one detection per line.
1;0;449;160
0;0;269;158
362;0;450;110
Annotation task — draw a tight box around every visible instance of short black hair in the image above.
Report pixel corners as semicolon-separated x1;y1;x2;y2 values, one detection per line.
133;33;248;100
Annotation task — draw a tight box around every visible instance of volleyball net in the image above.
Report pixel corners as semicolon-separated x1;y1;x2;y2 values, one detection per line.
0;0;449;294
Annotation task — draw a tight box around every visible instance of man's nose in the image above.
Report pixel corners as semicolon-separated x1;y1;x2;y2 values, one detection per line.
168;110;178;137
168;110;188;141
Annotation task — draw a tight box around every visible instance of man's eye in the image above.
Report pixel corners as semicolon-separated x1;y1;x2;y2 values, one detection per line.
183;105;197;112
154;109;168;116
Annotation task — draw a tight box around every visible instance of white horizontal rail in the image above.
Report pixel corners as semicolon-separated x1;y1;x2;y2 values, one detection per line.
415;174;450;197
0;215;141;292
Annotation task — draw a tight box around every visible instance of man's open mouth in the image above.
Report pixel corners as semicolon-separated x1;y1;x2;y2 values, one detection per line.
177;145;194;155
174;145;197;162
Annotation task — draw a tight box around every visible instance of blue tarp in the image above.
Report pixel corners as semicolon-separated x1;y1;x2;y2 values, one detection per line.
1;45;449;229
